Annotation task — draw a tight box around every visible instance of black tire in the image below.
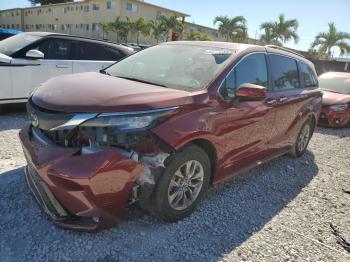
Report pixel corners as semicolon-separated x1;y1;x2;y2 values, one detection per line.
289;118;313;158
149;144;211;222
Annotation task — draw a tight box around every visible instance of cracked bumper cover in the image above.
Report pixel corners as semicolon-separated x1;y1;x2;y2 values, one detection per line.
19;124;144;231
318;107;350;127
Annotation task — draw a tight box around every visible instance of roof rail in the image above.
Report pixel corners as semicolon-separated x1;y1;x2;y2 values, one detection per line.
265;45;305;58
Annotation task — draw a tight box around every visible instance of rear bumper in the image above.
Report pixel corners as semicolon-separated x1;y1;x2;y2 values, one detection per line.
318;108;350;128
19;124;143;231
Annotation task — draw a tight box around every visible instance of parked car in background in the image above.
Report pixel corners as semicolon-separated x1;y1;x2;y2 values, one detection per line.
20;42;321;231
318;72;350;127
0;32;134;105
0;28;21;41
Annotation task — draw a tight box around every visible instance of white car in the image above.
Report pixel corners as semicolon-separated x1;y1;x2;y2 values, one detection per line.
0;32;134;105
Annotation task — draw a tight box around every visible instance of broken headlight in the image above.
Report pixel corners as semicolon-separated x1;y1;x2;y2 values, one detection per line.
80;107;179;131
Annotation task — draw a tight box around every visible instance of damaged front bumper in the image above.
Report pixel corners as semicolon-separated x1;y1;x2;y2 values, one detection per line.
318;107;350;127
19;124;166;231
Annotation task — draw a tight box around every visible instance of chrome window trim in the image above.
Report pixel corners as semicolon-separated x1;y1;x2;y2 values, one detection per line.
217;51;267;101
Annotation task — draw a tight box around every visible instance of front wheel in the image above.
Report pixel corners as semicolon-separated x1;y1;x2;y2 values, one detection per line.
289;119;313;158
149;144;211;222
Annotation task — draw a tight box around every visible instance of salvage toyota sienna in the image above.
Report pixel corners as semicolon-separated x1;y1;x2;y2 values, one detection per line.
20;41;322;231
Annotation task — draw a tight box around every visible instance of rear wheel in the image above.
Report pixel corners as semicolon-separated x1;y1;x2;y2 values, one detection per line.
149;144;211;222
289;119;313;158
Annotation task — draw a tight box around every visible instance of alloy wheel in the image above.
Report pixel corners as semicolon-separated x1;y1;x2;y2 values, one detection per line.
297;124;310;152
167;160;204;211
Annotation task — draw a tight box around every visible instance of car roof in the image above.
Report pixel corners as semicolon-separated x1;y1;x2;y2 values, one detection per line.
23;32;134;53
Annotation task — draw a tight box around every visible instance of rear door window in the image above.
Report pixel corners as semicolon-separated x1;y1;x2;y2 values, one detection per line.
269;54;300;90
299;62;318;88
74;41;122;61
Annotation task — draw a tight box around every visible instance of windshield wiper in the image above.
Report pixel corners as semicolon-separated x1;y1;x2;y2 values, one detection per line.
99;69;110;76
116;76;168;88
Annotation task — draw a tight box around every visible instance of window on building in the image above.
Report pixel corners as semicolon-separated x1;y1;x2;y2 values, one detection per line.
93;3;100;10
156;11;162;19
270;54;300;90
107;1;116;9
84;5;89;12
92;23;100;31
299;62;318;88
126;3;138;12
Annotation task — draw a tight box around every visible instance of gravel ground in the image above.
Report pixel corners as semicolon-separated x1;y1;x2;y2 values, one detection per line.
1;107;350;262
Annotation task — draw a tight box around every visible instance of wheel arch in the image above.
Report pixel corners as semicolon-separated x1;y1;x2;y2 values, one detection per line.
182;138;218;184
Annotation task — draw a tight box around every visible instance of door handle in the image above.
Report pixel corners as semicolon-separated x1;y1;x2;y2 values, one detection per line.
56;64;69;68
266;98;277;105
278;96;288;103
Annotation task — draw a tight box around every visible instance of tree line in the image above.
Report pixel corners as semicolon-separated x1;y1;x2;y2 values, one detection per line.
101;14;350;57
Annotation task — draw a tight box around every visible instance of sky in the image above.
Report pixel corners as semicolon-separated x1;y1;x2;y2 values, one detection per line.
1;0;349;55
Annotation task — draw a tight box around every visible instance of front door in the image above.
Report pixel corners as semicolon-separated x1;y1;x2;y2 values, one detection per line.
10;37;73;98
218;53;276;180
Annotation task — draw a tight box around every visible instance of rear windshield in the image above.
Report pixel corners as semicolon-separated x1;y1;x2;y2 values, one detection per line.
0;33;41;56
319;73;350;95
105;44;233;91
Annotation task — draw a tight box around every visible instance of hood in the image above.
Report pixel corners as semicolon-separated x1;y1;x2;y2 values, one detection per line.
32;72;193;112
322;91;350;106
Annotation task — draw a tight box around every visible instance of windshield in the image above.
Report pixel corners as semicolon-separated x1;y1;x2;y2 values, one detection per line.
0;33;41;56
105;44;233;91
319;73;350;95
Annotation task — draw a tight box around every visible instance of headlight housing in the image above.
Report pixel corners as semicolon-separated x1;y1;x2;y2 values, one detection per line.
329;104;349;112
80;107;180;131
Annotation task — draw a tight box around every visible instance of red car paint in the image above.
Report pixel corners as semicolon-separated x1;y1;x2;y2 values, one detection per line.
20;42;322;231
319;91;350;127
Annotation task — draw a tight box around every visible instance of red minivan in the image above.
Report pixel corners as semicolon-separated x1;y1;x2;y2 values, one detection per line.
20;41;322;231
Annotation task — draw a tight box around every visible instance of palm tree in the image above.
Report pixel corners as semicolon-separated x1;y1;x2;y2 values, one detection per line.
311;22;350;57
159;15;184;41
100;22;112;40
260;14;299;45
130;17;150;45
186;31;213;41
213;15;248;42
111;17;131;43
149;20;166;43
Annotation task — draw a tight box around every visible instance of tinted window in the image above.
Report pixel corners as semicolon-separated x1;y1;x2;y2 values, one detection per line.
35;38;72;60
299;62;318;87
74;41;123;61
270;54;300;90
220;53;268;98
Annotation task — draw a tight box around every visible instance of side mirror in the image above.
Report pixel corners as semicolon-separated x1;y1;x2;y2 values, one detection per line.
26;49;44;59
236;83;266;100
